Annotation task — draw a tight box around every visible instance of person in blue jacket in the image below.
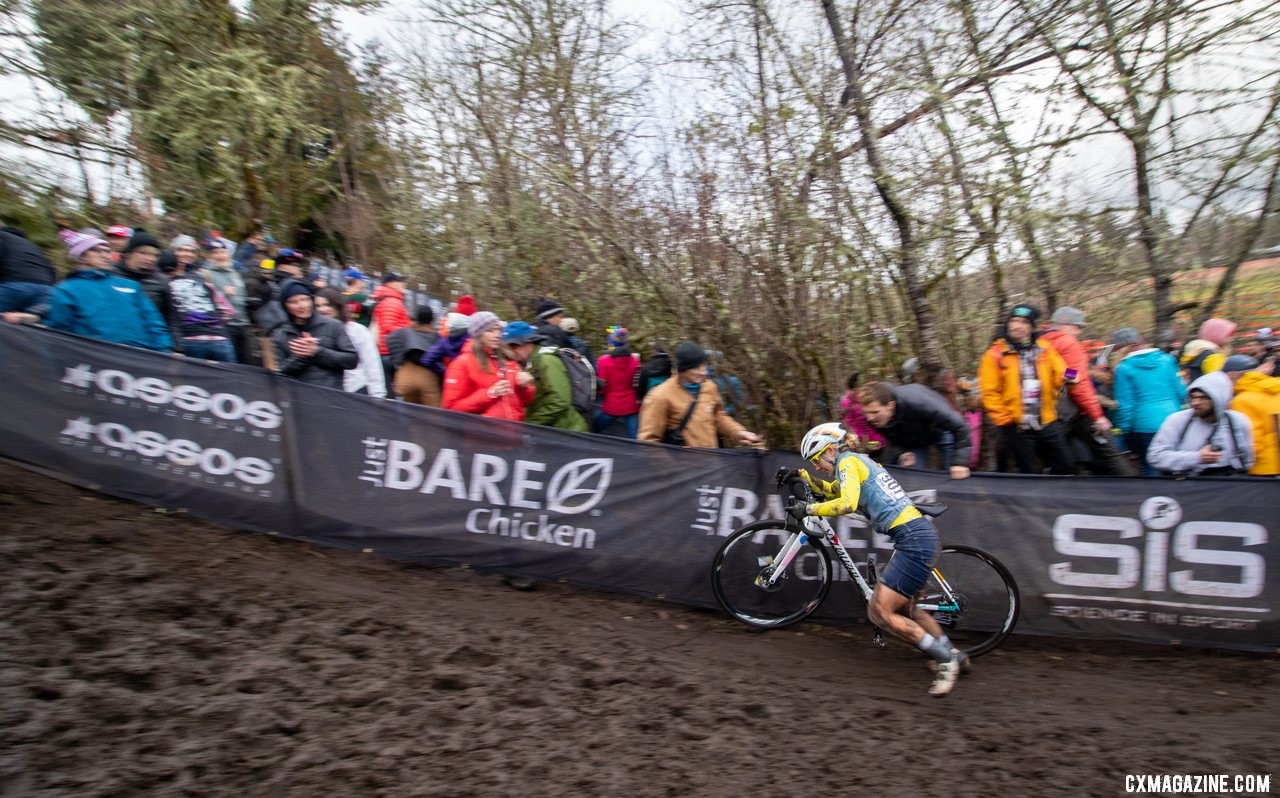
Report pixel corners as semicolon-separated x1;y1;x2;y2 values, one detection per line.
1111;327;1186;475
41;231;173;352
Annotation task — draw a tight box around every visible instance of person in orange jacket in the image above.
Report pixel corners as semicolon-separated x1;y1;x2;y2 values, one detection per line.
1040;306;1135;475
978;303;1073;474
1226;355;1280;476
441;311;536;421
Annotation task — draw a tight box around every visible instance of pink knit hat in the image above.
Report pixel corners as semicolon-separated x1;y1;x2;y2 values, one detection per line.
1198;318;1237;347
59;229;109;261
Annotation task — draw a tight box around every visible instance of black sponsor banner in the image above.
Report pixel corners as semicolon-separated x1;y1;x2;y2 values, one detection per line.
279;378;762;601
2;324;1276;651
0;324;291;533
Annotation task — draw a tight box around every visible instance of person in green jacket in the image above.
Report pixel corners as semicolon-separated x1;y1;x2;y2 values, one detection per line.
518;321;589;432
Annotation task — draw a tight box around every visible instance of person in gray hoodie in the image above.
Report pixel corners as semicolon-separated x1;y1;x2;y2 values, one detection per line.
1146;372;1253;476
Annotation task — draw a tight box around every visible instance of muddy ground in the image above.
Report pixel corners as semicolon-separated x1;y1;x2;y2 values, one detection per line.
1;460;1276;797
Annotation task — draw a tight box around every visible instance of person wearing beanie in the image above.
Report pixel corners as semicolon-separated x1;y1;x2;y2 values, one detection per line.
442;312;536;421
271;279;357;390
0;225;57;320
638;340;762;448
170;234;205;273
1179;317;1237;382
977;303;1073;474
313;287;386;399
1110;327;1187;475
524;320;589;433
1227;353;1280;475
386;304;442;405
40;231;172;352
112;229;173;316
421;311;473;383
533;297;565;326
593;326;642;438
1040;306;1134;475
164;238;236;362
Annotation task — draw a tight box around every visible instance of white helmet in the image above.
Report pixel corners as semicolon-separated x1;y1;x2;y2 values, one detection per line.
800;422;848;463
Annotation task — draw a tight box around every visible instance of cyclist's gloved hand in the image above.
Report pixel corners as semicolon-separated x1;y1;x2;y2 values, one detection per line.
785;498;810;522
775;467;801;488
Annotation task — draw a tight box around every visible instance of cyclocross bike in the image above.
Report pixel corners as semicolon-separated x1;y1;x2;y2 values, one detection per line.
711;471;1020;657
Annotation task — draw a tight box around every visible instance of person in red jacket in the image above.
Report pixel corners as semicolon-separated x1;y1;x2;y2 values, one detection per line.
372;271;411;355
441;311;536;421
1040;306;1135;475
592;326;641;437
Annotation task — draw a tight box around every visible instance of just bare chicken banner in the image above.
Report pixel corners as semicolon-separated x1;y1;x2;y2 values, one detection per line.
1;324;1275;651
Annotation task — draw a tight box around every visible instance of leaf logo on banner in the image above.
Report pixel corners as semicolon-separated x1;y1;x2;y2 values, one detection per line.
546;458;613;515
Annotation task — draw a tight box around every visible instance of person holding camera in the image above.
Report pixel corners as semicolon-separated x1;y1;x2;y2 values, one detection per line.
1147;371;1253;476
638;341;762;448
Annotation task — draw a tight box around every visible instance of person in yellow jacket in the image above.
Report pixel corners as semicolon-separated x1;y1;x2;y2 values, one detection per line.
638;341;762;448
1226;355;1280;476
978;303;1073;473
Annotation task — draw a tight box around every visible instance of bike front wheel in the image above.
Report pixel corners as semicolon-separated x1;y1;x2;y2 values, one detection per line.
918;545;1020;657
711;520;832;629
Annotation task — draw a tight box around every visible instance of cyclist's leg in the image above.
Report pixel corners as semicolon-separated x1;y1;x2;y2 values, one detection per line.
867;583;927;645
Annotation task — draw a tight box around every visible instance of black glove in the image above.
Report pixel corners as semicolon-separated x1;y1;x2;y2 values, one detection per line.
785;497;809;522
775;467;801;489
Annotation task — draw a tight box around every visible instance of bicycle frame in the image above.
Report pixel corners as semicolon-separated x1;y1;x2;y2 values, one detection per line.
758;515;964;616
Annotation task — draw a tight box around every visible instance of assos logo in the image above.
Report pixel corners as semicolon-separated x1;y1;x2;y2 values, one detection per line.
359;439;611;549
1047;496;1267;629
61;363;282;430
60;416;275;487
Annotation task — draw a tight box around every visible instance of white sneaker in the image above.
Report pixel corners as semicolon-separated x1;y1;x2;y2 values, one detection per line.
929;656;961;697
928;651;971;673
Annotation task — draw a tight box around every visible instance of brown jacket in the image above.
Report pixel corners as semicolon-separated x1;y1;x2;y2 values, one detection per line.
638;376;745;448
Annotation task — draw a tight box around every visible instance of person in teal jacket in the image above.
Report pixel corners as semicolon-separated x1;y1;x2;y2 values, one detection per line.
1111;327;1185;474
42;231;173;352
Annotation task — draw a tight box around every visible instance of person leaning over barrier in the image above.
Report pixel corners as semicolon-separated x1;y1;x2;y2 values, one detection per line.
1147;371;1253;477
783;423;967;696
637;341;762;448
41;230;172;352
272;281;358;390
859;380;971;478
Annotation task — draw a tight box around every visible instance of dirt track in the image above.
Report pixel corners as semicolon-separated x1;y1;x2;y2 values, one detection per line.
1;460;1276;797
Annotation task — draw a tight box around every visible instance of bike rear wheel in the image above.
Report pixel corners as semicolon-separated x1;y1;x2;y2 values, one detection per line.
919;545;1020;657
711;520;832;629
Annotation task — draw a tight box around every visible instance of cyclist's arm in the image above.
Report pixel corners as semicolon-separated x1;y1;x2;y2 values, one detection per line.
798;469;838;499
805;456;868;517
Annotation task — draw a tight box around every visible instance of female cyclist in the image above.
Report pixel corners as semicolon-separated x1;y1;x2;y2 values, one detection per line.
787;422;968;696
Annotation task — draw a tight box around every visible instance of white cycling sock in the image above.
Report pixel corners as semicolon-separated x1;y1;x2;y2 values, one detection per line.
917;633;953;663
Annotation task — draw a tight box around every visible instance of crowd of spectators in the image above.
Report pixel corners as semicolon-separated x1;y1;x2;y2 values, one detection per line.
1;221;1276;477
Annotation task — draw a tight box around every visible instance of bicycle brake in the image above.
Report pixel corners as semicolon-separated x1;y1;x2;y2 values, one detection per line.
873;629;887;649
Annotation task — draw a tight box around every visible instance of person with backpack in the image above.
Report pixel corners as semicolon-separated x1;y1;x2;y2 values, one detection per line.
1179;317;1235;383
636;342;672;402
1041;307;1134;475
1147;372;1253;476
386;305;441;405
525;321;590;431
638;341;762;448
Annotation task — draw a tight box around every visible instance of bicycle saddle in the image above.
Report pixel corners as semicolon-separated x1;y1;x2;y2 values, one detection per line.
914;502;948;517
